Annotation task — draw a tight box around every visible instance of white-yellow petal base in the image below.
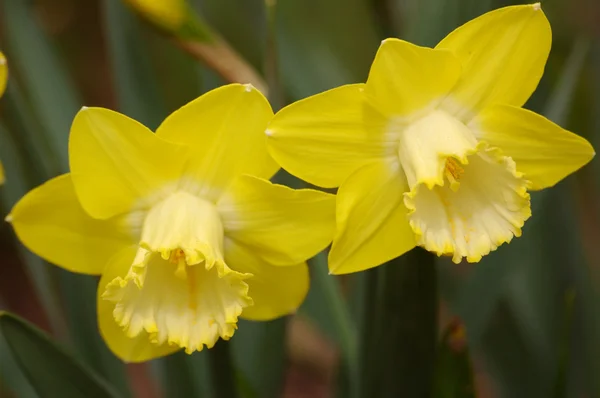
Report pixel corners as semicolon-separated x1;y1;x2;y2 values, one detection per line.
103;191;253;353
404;148;531;263
393;109;531;263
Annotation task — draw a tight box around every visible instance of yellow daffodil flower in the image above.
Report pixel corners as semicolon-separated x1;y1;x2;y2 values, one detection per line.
266;4;595;275
123;0;186;32
8;84;335;362
0;51;7;184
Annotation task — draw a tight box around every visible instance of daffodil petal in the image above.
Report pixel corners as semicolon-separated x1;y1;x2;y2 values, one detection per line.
365;39;461;117
69;107;189;219
224;239;308;321
266;84;392;188
472;104;596;190
329;160;416;275
0;51;7;97
97;246;180;362
155;84;277;200
218;175;335;266
436;3;551;120
8;174;131;275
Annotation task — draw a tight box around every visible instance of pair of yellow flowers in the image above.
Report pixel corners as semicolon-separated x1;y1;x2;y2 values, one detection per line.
6;4;595;362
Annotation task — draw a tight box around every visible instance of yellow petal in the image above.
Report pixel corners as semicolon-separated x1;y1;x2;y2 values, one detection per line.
365;39;461;117
0;51;7;97
97;246;180;362
69;107;189;219
405;148;531;263
0;161;4;185
436;3;551;120
156;84;277;201
224;239;308;321
8;174;131;275
329;160;416;275
267;84;392;188
472;104;596;190
218;175;335;266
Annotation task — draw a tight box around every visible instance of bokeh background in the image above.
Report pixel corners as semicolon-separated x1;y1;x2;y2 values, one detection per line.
0;0;599;397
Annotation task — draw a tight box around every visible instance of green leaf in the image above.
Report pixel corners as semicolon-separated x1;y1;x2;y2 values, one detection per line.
358;248;437;398
0;315;38;398
478;299;550;397
191;0;266;71
592;37;600;193
0;312;120;398
386;0;493;47
544;38;590;125
552;290;575;398
275;0;380;99
566;263;600;398
299;252;358;388
0;119;66;339
0;82;61;181
1;0;80;172
231;319;286;398
207;341;239;398
156;351;214;398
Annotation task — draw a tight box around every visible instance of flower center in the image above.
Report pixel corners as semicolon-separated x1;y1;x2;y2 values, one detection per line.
395;110;532;263
444;158;464;190
395;109;478;190
102;191;253;353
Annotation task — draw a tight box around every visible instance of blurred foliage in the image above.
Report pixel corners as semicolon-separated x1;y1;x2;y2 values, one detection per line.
0;313;119;398
433;320;474;398
0;0;598;397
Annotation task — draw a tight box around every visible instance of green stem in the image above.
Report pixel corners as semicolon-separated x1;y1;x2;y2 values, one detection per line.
158;350;215;398
359;248;438;398
208;340;238;398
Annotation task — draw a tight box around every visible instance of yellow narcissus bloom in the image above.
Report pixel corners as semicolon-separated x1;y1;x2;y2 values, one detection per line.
8;84;335;362
266;4;595;275
0;51;7;184
123;0;186;32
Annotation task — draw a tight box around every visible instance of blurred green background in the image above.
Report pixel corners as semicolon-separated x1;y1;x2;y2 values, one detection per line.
0;0;598;397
